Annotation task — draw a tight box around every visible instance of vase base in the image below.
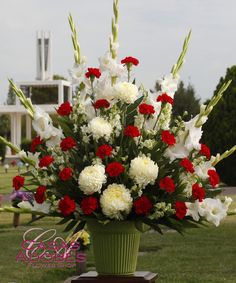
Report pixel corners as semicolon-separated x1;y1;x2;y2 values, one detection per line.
71;271;158;283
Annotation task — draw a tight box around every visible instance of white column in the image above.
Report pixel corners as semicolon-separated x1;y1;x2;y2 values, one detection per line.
26;115;32;140
10;113;17;146
58;81;64;104
69;85;73;102
15;113;22;147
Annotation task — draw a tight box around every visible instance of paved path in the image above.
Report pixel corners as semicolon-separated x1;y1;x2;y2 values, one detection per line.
221;187;236;196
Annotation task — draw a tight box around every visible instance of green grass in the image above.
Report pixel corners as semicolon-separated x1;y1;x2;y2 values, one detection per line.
1;167;236;282
0;166;20;194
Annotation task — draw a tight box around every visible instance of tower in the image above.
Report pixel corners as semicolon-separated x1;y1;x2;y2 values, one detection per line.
36;31;52;80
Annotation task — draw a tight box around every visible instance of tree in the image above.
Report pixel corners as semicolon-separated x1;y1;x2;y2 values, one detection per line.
6;78;16;105
202;66;236;185
154;80;200;121
0;115;10;138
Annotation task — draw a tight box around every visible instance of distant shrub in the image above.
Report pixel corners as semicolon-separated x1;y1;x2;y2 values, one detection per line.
0;141;6;162
20;139;31;153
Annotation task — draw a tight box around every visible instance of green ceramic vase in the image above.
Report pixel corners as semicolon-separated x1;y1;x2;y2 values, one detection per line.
86;219;141;276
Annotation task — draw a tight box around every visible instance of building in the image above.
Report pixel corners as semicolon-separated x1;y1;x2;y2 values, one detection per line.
0;31;72;156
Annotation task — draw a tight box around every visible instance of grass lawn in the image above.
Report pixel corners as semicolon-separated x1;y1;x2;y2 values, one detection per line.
0;165;21;195
0;167;236;282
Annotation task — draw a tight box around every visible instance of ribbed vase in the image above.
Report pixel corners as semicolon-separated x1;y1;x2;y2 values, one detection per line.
86;219;141;276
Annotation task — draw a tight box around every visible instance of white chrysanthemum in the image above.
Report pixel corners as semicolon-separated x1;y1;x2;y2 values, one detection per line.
100;183;132;220
79;164;107;195
129;155;159;188
114;82;138;104
88;117;112;140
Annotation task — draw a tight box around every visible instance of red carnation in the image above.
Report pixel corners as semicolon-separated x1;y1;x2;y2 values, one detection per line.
121;56;139;66
200;144;211;160
106;162;124;177
161;130;176;146
30;136;43;153
81;197;98;215
133;196;153;215
156;93;174;105
94;99;110;109
208;169;220;187
96;144;113;159
39;155;54;168
58;195;76;217
124;125;141;138
180;158;195;173
56;101;73;116
13;175;25;190
138;103;155;115
192;183;205;202
175;201;187;220
59;167;73;181
85;68;101;79
60;137;77;151
35;186;47;204
159;177;176;194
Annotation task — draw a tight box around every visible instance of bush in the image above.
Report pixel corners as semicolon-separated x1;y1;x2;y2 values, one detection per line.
20;139;32;153
0;141;6;162
203;66;236;185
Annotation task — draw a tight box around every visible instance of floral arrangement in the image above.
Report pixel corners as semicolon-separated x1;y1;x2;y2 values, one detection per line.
1;0;235;235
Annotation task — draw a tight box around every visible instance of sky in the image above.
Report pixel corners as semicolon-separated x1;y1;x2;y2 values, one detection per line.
0;0;236;104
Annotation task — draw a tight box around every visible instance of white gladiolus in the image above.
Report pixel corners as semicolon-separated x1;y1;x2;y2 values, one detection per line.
129;155;159;188
18;150;27;159
46;127;64;148
158;73;179;98
69;57;87;83
100;183;132;220
18;200;51;214
186;201;201;221
114;82;138;104
186;197;232;226
32;106;55;140
198;197;232;226
78;164;107;195
94;78;115;102
194;160;214;180
165;132;189;161
88;117;112;140
165;115;205;161
184;115;205;151
18;150;40;168
99;52;125;77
